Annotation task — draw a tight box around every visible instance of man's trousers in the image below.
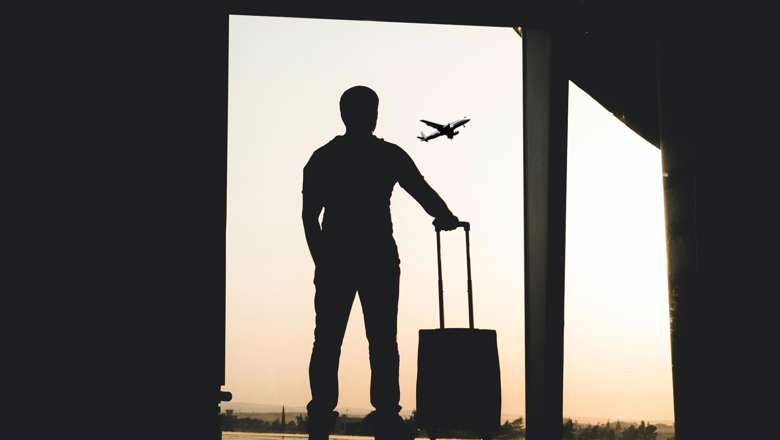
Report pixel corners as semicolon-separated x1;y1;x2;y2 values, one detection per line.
306;256;402;430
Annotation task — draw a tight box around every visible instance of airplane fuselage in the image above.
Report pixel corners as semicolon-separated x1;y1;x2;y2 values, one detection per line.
443;118;469;138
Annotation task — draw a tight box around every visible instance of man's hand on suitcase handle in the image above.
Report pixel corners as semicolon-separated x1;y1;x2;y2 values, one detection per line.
433;215;467;231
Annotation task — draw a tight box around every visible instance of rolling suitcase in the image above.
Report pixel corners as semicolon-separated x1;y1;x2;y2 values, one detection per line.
416;221;501;440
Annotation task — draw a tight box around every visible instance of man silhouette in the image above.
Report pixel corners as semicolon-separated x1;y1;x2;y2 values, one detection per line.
302;85;460;440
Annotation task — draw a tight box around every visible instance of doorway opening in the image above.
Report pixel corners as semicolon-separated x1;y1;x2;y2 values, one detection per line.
562;82;674;439
224;14;525;438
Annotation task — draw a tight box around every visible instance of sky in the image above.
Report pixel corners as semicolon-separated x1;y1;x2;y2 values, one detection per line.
225;15;673;422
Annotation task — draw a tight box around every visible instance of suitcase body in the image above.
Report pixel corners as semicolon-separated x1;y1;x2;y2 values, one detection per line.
415;222;501;439
416;328;501;437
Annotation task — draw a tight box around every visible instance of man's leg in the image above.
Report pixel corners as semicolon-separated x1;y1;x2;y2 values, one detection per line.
307;266;356;439
358;261;406;438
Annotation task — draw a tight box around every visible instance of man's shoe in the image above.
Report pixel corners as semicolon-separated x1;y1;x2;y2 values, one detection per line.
307;411;338;440
363;411;413;440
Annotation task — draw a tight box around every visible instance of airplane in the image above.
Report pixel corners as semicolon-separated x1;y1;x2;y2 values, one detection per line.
417;117;470;142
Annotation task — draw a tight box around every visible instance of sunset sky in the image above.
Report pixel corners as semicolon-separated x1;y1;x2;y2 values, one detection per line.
225;15;673;422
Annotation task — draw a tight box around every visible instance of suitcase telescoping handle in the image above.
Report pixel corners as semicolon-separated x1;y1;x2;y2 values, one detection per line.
435;221;474;330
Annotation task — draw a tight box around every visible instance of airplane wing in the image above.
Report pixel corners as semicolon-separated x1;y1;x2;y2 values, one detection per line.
419;130;445;142
420;119;446;131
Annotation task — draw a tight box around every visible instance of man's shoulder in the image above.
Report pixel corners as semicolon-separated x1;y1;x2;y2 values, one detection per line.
373;136;409;158
373;136;401;149
305;136;341;168
313;136;341;155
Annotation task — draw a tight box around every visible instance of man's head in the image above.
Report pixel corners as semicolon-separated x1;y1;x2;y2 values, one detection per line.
340;86;378;134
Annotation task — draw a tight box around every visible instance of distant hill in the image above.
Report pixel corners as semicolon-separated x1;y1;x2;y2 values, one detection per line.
221;402;376;417
220;402;670;428
565;415;675;426
221;402;307;414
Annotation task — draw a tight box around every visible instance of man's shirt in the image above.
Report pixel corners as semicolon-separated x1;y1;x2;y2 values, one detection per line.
302;134;453;256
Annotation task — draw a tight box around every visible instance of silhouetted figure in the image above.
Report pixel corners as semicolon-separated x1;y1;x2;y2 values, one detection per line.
302;86;460;440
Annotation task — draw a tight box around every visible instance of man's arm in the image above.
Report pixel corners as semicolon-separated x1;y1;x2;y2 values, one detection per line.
396;148;459;230
302;162;324;266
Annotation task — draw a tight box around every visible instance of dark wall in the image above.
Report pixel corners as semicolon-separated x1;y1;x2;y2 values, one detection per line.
227;0;559;28
14;3;228;439
657;18;775;440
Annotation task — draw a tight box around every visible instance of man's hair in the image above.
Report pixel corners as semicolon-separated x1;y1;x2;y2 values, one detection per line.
340;86;379;133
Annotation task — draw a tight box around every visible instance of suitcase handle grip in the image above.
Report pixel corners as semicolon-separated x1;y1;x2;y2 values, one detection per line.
434;221;470;232
435;221;474;329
